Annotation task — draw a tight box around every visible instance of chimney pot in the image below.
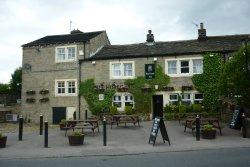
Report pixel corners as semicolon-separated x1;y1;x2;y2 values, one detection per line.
146;30;154;43
198;23;207;40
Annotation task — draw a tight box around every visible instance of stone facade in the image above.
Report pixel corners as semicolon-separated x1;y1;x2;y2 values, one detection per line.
22;27;248;122
21;31;110;123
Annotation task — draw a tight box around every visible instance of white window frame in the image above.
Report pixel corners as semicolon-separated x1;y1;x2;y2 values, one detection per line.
180;60;190;74
169;93;178;105
194;93;203;104
192;59;203;74
165;57;203;77
55;79;77;96
55;45;77;63
112;92;134;111
181;93;192;105
110;61;135;79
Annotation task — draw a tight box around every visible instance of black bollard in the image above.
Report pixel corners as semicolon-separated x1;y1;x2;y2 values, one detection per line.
44;121;48;148
242;113;246;138
85;110;88;120
18;116;23;141
196;115;200;141
103;117;107;146
40;115;43;135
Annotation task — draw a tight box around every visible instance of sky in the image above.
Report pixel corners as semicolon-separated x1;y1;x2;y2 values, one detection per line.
0;0;249;83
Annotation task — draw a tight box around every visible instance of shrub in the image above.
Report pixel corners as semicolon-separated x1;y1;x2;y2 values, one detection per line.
110;106;118;115
60;119;67;125
202;124;216;132
179;105;186;113
192;104;203;113
72;131;84;136
0;133;3;138
164;113;174;120
125;106;134;115
164;105;172;113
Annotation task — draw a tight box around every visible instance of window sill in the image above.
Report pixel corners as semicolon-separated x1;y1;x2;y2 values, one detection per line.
55;59;76;63
110;76;135;80
55;93;77;97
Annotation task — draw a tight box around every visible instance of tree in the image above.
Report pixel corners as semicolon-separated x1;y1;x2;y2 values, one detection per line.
0;83;11;94
219;45;250;108
9;67;22;96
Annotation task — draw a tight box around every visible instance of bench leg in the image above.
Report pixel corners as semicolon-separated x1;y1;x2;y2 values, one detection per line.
184;122;187;132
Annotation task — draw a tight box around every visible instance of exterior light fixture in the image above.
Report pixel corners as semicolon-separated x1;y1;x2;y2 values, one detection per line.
153;57;157;61
154;85;159;90
92;61;96;65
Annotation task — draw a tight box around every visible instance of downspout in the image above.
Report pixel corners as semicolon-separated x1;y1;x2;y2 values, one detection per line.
78;42;86;120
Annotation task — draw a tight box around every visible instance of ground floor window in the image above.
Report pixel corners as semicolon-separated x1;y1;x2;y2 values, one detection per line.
194;93;203;104
169;94;179;105
166;92;203;105
112;93;134;111
182;93;191;105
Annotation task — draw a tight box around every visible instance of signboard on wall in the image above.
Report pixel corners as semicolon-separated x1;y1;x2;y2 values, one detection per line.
145;64;155;79
99;94;104;101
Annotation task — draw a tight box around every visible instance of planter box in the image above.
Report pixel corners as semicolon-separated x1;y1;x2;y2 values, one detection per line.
68;135;84;146
0;136;7;148
201;130;216;139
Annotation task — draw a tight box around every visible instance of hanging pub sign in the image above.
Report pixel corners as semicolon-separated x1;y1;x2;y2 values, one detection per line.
145;64;155;79
148;117;170;146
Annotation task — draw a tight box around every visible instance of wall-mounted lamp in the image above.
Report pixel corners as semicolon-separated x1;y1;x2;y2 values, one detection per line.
154;85;159;90
153;57;157;61
92;61;96;65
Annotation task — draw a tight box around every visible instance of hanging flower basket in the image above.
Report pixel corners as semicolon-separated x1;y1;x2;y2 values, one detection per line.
26;90;36;95
39;89;49;95
117;84;129;92
162;86;174;91
182;85;193;91
39;97;49;103
26;98;35;103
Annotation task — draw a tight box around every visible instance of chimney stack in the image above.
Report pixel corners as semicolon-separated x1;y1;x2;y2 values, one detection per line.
70;29;83;34
146;30;154;43
198;23;207;40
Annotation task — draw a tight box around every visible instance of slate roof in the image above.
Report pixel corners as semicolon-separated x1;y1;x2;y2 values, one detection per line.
22;31;104;47
86;34;250;60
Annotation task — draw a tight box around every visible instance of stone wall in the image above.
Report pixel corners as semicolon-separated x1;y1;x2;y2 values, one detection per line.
21;32;110;123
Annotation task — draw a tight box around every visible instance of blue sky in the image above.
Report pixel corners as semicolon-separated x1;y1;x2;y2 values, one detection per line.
0;0;249;83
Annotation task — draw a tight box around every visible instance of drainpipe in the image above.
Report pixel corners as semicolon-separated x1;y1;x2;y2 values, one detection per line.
78;42;86;120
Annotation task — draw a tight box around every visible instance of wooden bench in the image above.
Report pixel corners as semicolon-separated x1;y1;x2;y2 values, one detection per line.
111;115;140;129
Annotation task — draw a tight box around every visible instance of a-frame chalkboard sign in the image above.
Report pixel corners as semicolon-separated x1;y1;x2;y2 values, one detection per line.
148;117;170;146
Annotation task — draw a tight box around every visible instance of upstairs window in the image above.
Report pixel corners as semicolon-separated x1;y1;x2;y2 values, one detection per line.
167;60;177;74
55;45;76;62
193;59;203;74
110;61;135;79
180;60;189;74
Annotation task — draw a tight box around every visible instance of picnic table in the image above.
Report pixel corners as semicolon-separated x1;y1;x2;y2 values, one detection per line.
64;119;99;136
111;114;140;129
184;117;222;135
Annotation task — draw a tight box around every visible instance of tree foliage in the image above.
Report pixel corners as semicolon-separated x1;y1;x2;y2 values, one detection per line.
0;83;11;94
10;67;22;95
80;79;115;115
192;53;222;112
125;64;170;114
219;45;250;108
